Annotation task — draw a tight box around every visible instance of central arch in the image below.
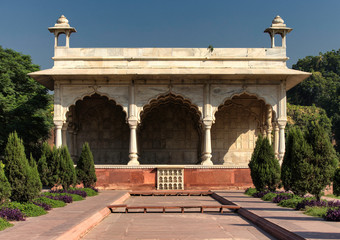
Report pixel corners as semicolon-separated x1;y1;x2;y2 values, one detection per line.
139;93;202;164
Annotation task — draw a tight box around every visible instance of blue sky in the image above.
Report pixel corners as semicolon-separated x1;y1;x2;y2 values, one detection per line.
0;0;339;69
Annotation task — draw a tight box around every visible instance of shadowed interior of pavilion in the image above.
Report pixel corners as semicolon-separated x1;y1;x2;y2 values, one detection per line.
66;93;272;166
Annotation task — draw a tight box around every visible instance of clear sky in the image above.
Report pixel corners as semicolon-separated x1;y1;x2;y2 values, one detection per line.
0;0;339;69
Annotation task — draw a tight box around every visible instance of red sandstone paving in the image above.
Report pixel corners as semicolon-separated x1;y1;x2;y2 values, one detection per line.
0;190;128;240
82;195;275;239
216;191;340;240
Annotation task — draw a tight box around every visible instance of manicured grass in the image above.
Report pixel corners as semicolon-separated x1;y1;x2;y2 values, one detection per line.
7;202;46;217
0;218;13;231
43;192;84;201
261;192;277;201
33;196;66;208
82;188;98;197
304;206;329;218
244;187;257;196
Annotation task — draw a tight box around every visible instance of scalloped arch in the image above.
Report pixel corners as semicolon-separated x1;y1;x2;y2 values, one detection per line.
140;92;202;122
213;91;276;120
64;91;128;121
216;101;262;129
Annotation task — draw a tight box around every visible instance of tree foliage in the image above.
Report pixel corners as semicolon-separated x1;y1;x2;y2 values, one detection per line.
76;142;97;188
28;154;42;196
0;161;11;203
286;103;332;139
3;132;40;202
249;135;281;191
288;49;340;152
0;46;53;158
37;142;52;187
281;127;313;196
57;146;76;190
305;123;338;200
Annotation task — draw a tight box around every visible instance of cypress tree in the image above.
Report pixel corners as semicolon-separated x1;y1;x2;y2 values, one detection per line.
76;142;97;188
48;146;61;188
306;123;338;200
27;154;42;197
58;146;76;190
249;135;281;191
37;142;52;187
3;132;37;202
0;161;11;203
281;127;313;196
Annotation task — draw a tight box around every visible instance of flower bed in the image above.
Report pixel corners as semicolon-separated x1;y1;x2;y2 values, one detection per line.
244;187;340;221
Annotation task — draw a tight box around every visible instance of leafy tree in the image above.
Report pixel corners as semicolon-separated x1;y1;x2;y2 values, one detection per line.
0;161;11;203
289;49;340;152
0;46;53;158
333;168;340;196
28;154;42;196
37;142;52;187
58;146;76;190
281;127;313;196
3;132;39;202
306;123;338;200
249;135;281;191
286;103;332;139
76;142;97;188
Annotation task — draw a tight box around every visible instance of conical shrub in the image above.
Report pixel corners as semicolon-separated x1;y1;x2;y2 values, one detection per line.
282;127;313;196
3;132;39;202
58;146;76;190
306;122;338;200
27;154;42;197
76;142;97;188
37;142;52;187
249;135;280;191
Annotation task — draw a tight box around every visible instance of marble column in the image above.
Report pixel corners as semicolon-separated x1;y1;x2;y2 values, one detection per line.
278;120;286;163
128;120;139;165
266;105;273;145
55;121;63;148
127;83;139;165
62;123;68;147
201;120;213;166
273;122;279;159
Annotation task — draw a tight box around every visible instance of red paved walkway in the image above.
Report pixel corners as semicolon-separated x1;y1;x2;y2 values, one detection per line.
0;190;128;240
83;195;274;239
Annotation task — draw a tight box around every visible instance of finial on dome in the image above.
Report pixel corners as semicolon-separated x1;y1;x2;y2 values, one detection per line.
55;15;70;26
271;15;286;27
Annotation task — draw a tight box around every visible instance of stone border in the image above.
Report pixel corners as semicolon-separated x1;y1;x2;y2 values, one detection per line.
210;192;304;240
55;192;131;240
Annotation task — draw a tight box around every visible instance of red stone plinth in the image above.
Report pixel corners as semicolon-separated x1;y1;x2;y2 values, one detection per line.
95;167;253;190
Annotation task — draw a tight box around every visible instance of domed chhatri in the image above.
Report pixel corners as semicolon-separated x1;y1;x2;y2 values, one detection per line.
264;15;292;48
48;14;76;47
